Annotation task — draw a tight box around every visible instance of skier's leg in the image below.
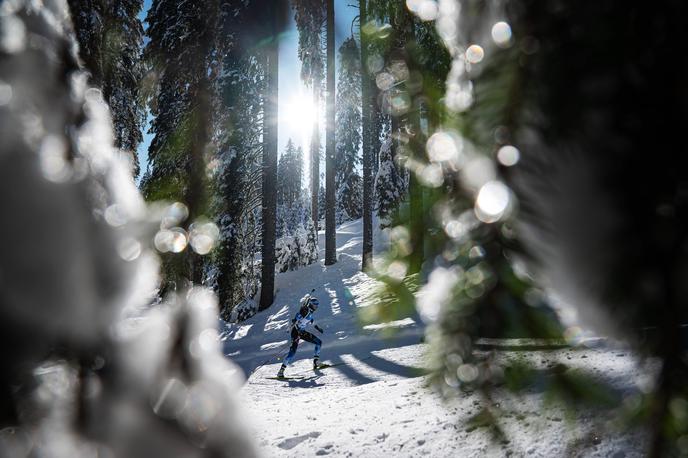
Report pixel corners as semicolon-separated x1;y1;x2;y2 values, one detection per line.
313;335;322;357
282;335;300;366
299;331;322;358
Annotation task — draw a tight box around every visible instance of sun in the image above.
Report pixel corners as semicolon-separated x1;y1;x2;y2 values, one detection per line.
282;95;317;146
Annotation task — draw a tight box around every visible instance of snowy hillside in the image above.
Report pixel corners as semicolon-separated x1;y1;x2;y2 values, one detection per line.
221;218;423;380
223;219;648;457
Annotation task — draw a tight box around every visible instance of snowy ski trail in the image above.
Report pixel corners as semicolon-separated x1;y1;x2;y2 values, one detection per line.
223;219;649;457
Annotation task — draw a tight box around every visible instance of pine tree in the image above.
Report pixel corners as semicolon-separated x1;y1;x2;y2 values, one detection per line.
68;0;145;176
213;3;266;319
276;139;306;238
277;139;304;208
335;36;362;224
429;4;688;454
304;219;319;265
374;137;403;225
142;0;221;290
318;175;326;219
0;1;258;453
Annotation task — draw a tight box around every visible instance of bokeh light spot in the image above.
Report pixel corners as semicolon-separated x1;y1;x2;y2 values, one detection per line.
465;44;484;64
475;181;511;223
497;145;520;166
0;81;12;106
154;227;188;253
189;221;220;255
491;21;513;47
427;131;461;163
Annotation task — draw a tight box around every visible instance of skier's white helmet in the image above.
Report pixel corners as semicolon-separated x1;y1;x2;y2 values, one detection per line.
308;297;319;312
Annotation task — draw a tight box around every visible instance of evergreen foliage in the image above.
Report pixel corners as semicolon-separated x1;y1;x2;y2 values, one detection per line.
304;218;319;264
277;139;304;207
275;222;319;274
212;11;265;320
292;0;325;225
335;36;362;223
0;1;258;454
142;0;222;291
68;0;145;175
318;176;326;222
374;137;403;225
291;0;325;86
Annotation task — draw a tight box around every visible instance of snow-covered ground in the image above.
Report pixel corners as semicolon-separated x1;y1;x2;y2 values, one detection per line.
223;219;649;457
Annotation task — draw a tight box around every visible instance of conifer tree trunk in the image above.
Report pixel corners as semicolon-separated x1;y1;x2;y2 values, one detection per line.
372;87;382;177
360;0;373;270
311;75;320;226
187;74;211;285
401;8;424;274
390;114;399;160
324;0;337;265
259;5;281;310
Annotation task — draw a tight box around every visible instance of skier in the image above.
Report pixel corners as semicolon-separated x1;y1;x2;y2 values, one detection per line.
277;295;324;378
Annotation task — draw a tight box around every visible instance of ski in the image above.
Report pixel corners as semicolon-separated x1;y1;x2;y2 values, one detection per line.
288;356;374;377
265;376;307;381
266;364;341;380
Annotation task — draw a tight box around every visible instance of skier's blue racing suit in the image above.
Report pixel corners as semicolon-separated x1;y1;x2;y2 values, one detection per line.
283;306;322;366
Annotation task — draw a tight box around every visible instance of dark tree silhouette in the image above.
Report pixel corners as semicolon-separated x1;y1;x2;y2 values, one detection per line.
360;0;374;270
259;1;287;310
324;0;337;266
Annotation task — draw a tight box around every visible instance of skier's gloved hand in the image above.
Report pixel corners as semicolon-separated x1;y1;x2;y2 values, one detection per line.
314;325;324;334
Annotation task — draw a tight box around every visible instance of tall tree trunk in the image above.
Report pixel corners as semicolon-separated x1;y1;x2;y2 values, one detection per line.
400;9;424;274
311;75;320;226
324;0;337;265
360;0;373;270
259;6;281;310
371;80;381;178
186;75;211;285
390;114;399;160
186;1;219;286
